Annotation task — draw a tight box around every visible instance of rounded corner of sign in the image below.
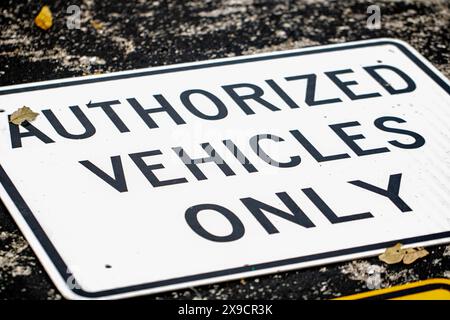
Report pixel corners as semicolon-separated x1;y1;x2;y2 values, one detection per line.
372;38;415;51
52;286;86;301
53;280;104;300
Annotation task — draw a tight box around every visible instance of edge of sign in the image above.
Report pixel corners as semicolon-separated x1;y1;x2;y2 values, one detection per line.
1;37;448;97
0;38;449;300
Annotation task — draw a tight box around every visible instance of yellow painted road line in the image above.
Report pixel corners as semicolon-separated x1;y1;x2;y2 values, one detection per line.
335;278;450;300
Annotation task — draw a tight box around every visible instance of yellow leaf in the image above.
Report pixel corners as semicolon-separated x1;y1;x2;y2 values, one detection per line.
10;106;39;125
35;6;53;31
90;20;104;30
378;243;405;264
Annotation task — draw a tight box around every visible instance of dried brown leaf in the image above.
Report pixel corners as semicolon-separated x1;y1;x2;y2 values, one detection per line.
378;243;406;264
10;106;39;125
403;248;429;265
34;6;53;31
379;243;429;265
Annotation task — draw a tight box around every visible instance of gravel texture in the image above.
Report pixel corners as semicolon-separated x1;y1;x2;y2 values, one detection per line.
0;0;449;300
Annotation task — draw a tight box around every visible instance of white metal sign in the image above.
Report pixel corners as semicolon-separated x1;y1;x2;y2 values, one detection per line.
0;39;449;299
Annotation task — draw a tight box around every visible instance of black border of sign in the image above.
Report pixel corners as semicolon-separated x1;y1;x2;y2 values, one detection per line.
0;40;449;298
